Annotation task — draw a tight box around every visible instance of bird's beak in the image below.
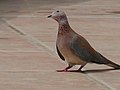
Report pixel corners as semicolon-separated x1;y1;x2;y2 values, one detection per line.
47;15;52;18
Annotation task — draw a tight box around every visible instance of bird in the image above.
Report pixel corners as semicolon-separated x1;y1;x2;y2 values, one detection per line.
48;10;120;72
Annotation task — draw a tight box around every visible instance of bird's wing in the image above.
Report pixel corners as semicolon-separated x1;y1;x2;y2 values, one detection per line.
70;35;106;63
70;35;120;69
56;44;65;61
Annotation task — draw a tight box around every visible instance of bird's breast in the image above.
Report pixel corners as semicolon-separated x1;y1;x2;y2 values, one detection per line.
57;33;71;53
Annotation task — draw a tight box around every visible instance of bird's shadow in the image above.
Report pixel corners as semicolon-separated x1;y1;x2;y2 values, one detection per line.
68;68;119;74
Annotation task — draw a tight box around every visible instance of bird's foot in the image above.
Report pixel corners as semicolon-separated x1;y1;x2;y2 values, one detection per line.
56;69;68;72
56;69;84;73
57;65;73;72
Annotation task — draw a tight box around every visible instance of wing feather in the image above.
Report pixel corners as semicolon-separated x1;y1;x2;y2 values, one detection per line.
71;35;107;64
56;44;65;61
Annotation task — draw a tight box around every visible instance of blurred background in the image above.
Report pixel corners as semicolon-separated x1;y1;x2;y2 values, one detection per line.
0;0;89;17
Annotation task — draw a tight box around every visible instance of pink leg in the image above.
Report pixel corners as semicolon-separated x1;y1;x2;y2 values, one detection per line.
77;65;85;72
56;65;73;72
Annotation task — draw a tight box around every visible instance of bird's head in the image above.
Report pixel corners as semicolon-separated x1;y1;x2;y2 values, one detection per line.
48;10;68;23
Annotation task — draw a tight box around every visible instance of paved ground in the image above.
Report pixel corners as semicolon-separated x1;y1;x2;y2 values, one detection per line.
0;0;120;90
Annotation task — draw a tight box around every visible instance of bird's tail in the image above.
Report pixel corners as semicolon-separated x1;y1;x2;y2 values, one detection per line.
107;61;120;69
98;53;120;69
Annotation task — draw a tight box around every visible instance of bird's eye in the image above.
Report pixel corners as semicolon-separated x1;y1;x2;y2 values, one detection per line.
57;10;59;12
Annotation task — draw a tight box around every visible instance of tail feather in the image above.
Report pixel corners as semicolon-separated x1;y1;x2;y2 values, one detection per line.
97;53;120;69
107;61;120;69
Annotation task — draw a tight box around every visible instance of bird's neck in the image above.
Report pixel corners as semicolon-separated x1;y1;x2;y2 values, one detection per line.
58;20;72;35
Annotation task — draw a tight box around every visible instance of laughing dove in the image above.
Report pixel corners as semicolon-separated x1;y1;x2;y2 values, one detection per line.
48;10;120;72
